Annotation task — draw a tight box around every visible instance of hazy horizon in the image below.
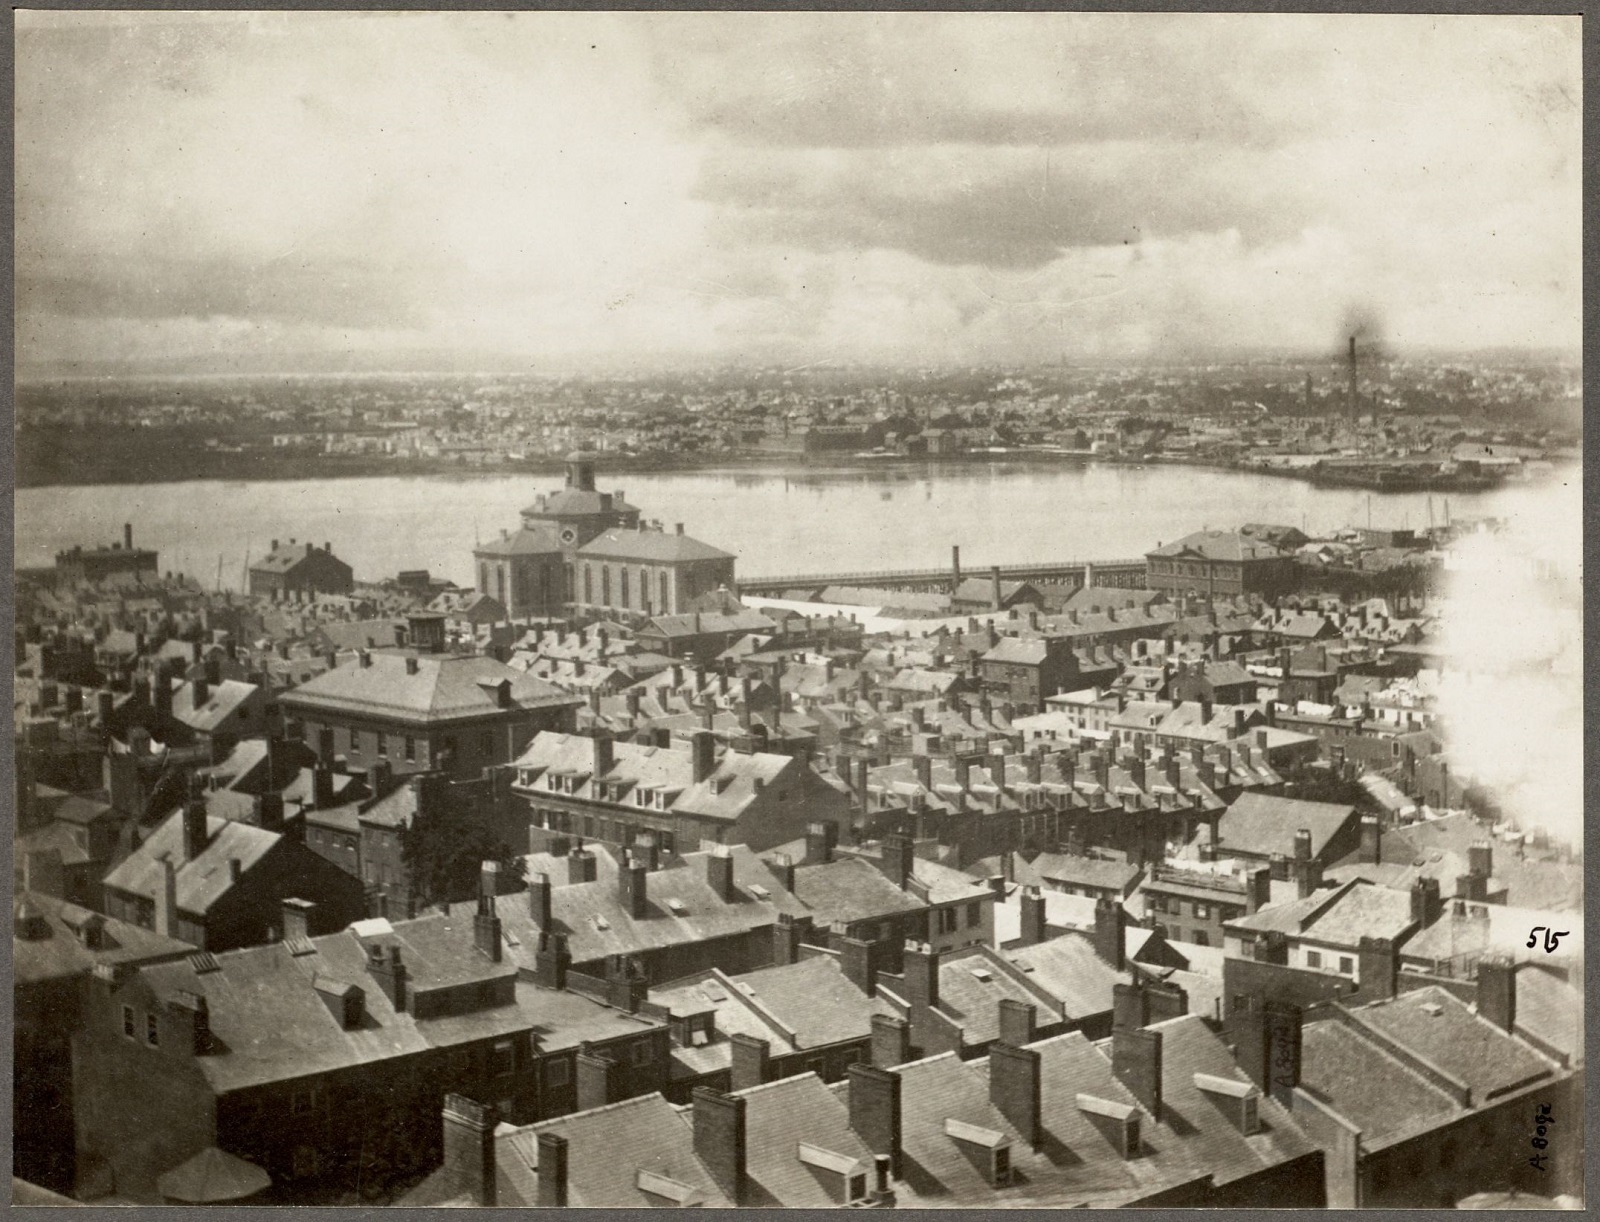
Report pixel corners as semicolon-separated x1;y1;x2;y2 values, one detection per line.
16;12;1581;374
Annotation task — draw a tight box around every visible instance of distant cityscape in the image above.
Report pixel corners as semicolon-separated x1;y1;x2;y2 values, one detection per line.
16;350;1580;491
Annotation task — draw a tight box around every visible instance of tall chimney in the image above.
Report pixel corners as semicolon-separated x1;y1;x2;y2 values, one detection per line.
124;523;134;551
441;1095;498;1207
475;862;503;961
1476;955;1517;1032
691;729;716;784
620;862;648;920
1347;334;1358;421
989;1042;1043;1149
692;1088;747;1204
990;565;1004;611
1019;888;1047;947
847;1063;902;1178
529;871;553;928
951;545;962;591
1111;1027;1163;1121
535;1132;568;1207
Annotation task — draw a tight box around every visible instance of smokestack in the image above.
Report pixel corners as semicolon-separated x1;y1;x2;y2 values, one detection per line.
951;545;961;591
124;523;133;551
1347;334;1358;421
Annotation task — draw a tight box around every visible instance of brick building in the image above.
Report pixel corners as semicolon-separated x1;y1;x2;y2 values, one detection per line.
280;651;581;781
1145;529;1297;599
247;539;354;600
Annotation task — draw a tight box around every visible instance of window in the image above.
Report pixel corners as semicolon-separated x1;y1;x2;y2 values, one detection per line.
480;731;494;756
491;1040;515;1078
1193;903;1211;921
122;1005;135;1039
966;901;983;928
546;1058;570;1087
292;1087;317;1115
1339;956;1354;975
601;566;611;606
848;1174;868;1201
660;572;670;613
376;732;387;758
347;728;360;756
938;907;958;934
405;736;416;763
631;1041;651;1066
620;568;630;607
145;1012;160;1047
1193;930;1210;947
1306;950;1322;969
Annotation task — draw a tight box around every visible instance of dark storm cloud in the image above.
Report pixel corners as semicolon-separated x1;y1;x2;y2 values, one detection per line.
17;255;433;329
694;148;1310;269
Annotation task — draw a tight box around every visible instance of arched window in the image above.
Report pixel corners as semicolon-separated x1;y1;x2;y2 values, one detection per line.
660;570;670;614
619;567;630;608
583;565;593;606
479;563;489;593
601;565;611;607
496;566;506;601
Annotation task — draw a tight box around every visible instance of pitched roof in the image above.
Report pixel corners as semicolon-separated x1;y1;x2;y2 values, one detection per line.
930;946;1065;1046
1513;966;1583;1066
1028;852;1143;893
170;679;259;734
738;1073;876;1207
1224;879;1416;947
579;528;732;563
281;653;579;722
1216;791;1356;861
1005;933;1129;1021
101;811;282;916
13;891;193;986
488;1093;729;1208
1147;530;1288;562
457;846;809;966
790;857;928;928
472;524;565;557
249;542;351;576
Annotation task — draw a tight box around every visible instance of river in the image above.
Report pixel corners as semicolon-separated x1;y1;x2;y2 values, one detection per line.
12;460;1567;592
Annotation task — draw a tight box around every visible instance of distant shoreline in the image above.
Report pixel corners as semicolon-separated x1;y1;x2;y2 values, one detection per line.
14;445;1548;495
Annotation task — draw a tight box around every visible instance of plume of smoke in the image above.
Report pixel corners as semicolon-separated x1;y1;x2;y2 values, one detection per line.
1431;476;1582;847
1338;305;1388;361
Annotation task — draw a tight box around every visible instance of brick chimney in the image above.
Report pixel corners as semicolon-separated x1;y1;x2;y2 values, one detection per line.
1018;887;1047;947
1111;1027;1163;1121
772;911;810;965
691;729;717;784
155;853;180;938
805;821;837;865
900;942;939;1011
620;862;649;920
998;998;1037;1047
847;1063;902;1178
840;935;879;997
729;1032;771;1091
1477;955;1517;1032
871;1013;910;1069
1292;828;1312;862
528;871;552;928
605;954;648;1013
879;833;914;890
367;942;408;1012
692;1088;747;1204
1409;876;1442;926
182;790;209;862
1092;897;1125;969
441;1095;498;1206
1112;982;1149;1032
281;897;315;942
1245;866;1271;915
1359;816;1382;864
535;1132;568;1207
989;1042;1043;1149
567;845;597;885
475;862;503;962
1356;935;1396;1001
1468;840;1493;879
533;931;570;991
706;845;736;902
592;732;614;777
576;1047;620;1111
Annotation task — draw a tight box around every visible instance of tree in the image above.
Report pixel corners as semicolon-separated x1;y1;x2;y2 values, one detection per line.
399;785;525;910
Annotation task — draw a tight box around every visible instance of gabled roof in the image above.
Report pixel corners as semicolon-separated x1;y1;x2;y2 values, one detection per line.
249;542;351;575
472;525;565;557
170;679;259;734
790;857;928;928
1147;530;1289;562
737;1073;876;1207
579;528;732;563
484;1093;729;1208
1224;879;1416;946
13;890;193;986
102;811;282;916
1216;791;1357;861
1028;852;1143;893
457;846;809;966
1005;933;1129;1021
281;653;579;722
1354;986;1556;1102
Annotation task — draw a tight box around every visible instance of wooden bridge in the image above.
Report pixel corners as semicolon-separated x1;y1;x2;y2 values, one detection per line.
737;556;1148;597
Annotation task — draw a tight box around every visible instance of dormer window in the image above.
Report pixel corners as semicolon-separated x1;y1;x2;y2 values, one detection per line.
944;1119;1012;1187
796;1144;872;1203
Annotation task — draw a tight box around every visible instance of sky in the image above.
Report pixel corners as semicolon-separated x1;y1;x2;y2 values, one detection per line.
14;12;1583;373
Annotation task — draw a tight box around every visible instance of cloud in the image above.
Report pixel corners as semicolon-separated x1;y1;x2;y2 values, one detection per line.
13;11;1583;369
